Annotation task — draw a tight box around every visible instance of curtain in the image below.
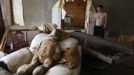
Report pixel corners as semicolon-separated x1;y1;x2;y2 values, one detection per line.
52;0;65;29
0;0;12;26
84;0;96;35
12;0;24;26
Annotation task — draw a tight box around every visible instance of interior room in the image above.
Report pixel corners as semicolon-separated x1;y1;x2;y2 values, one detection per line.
0;0;134;75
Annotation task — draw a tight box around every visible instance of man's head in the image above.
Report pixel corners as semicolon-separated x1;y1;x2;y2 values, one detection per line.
97;4;104;12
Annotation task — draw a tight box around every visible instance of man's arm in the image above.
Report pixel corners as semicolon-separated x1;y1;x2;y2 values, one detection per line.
103;13;108;29
94;14;97;25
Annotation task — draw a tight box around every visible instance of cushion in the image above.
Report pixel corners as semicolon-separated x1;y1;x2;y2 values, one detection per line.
0;47;33;72
30;33;49;53
59;37;82;60
46;61;81;75
0;51;6;58
47;64;81;75
0;52;12;75
59;38;78;49
45;64;70;75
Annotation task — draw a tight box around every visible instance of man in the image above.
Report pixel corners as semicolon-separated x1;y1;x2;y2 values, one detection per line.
94;5;108;37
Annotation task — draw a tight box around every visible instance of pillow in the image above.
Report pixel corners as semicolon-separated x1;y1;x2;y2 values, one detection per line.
0;51;6;58
0;52;11;75
59;37;82;58
59;38;78;49
45;64;70;75
30;33;49;53
0;47;33;72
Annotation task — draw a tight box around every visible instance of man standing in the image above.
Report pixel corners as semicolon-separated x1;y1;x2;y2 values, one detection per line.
94;5;107;37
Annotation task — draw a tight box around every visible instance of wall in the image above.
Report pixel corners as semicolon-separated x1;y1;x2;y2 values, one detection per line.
93;0;134;36
21;0;134;36
21;0;57;42
22;0;57;26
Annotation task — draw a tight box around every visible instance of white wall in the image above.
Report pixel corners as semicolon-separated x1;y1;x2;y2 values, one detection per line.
22;0;57;26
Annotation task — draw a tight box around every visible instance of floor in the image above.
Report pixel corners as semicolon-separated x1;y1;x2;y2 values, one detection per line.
79;36;134;75
80;54;134;75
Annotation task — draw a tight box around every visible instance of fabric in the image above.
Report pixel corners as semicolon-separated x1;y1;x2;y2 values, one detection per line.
52;0;65;29
0;52;12;75
59;38;81;58
60;38;78;49
59;38;82;60
0;51;6;58
45;46;82;75
0;47;33;72
30;33;49;53
84;0;96;35
12;0;24;26
93;26;104;37
45;64;70;75
0;0;12;26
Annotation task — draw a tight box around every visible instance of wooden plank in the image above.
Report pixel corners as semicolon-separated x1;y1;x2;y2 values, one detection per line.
9;25;37;31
